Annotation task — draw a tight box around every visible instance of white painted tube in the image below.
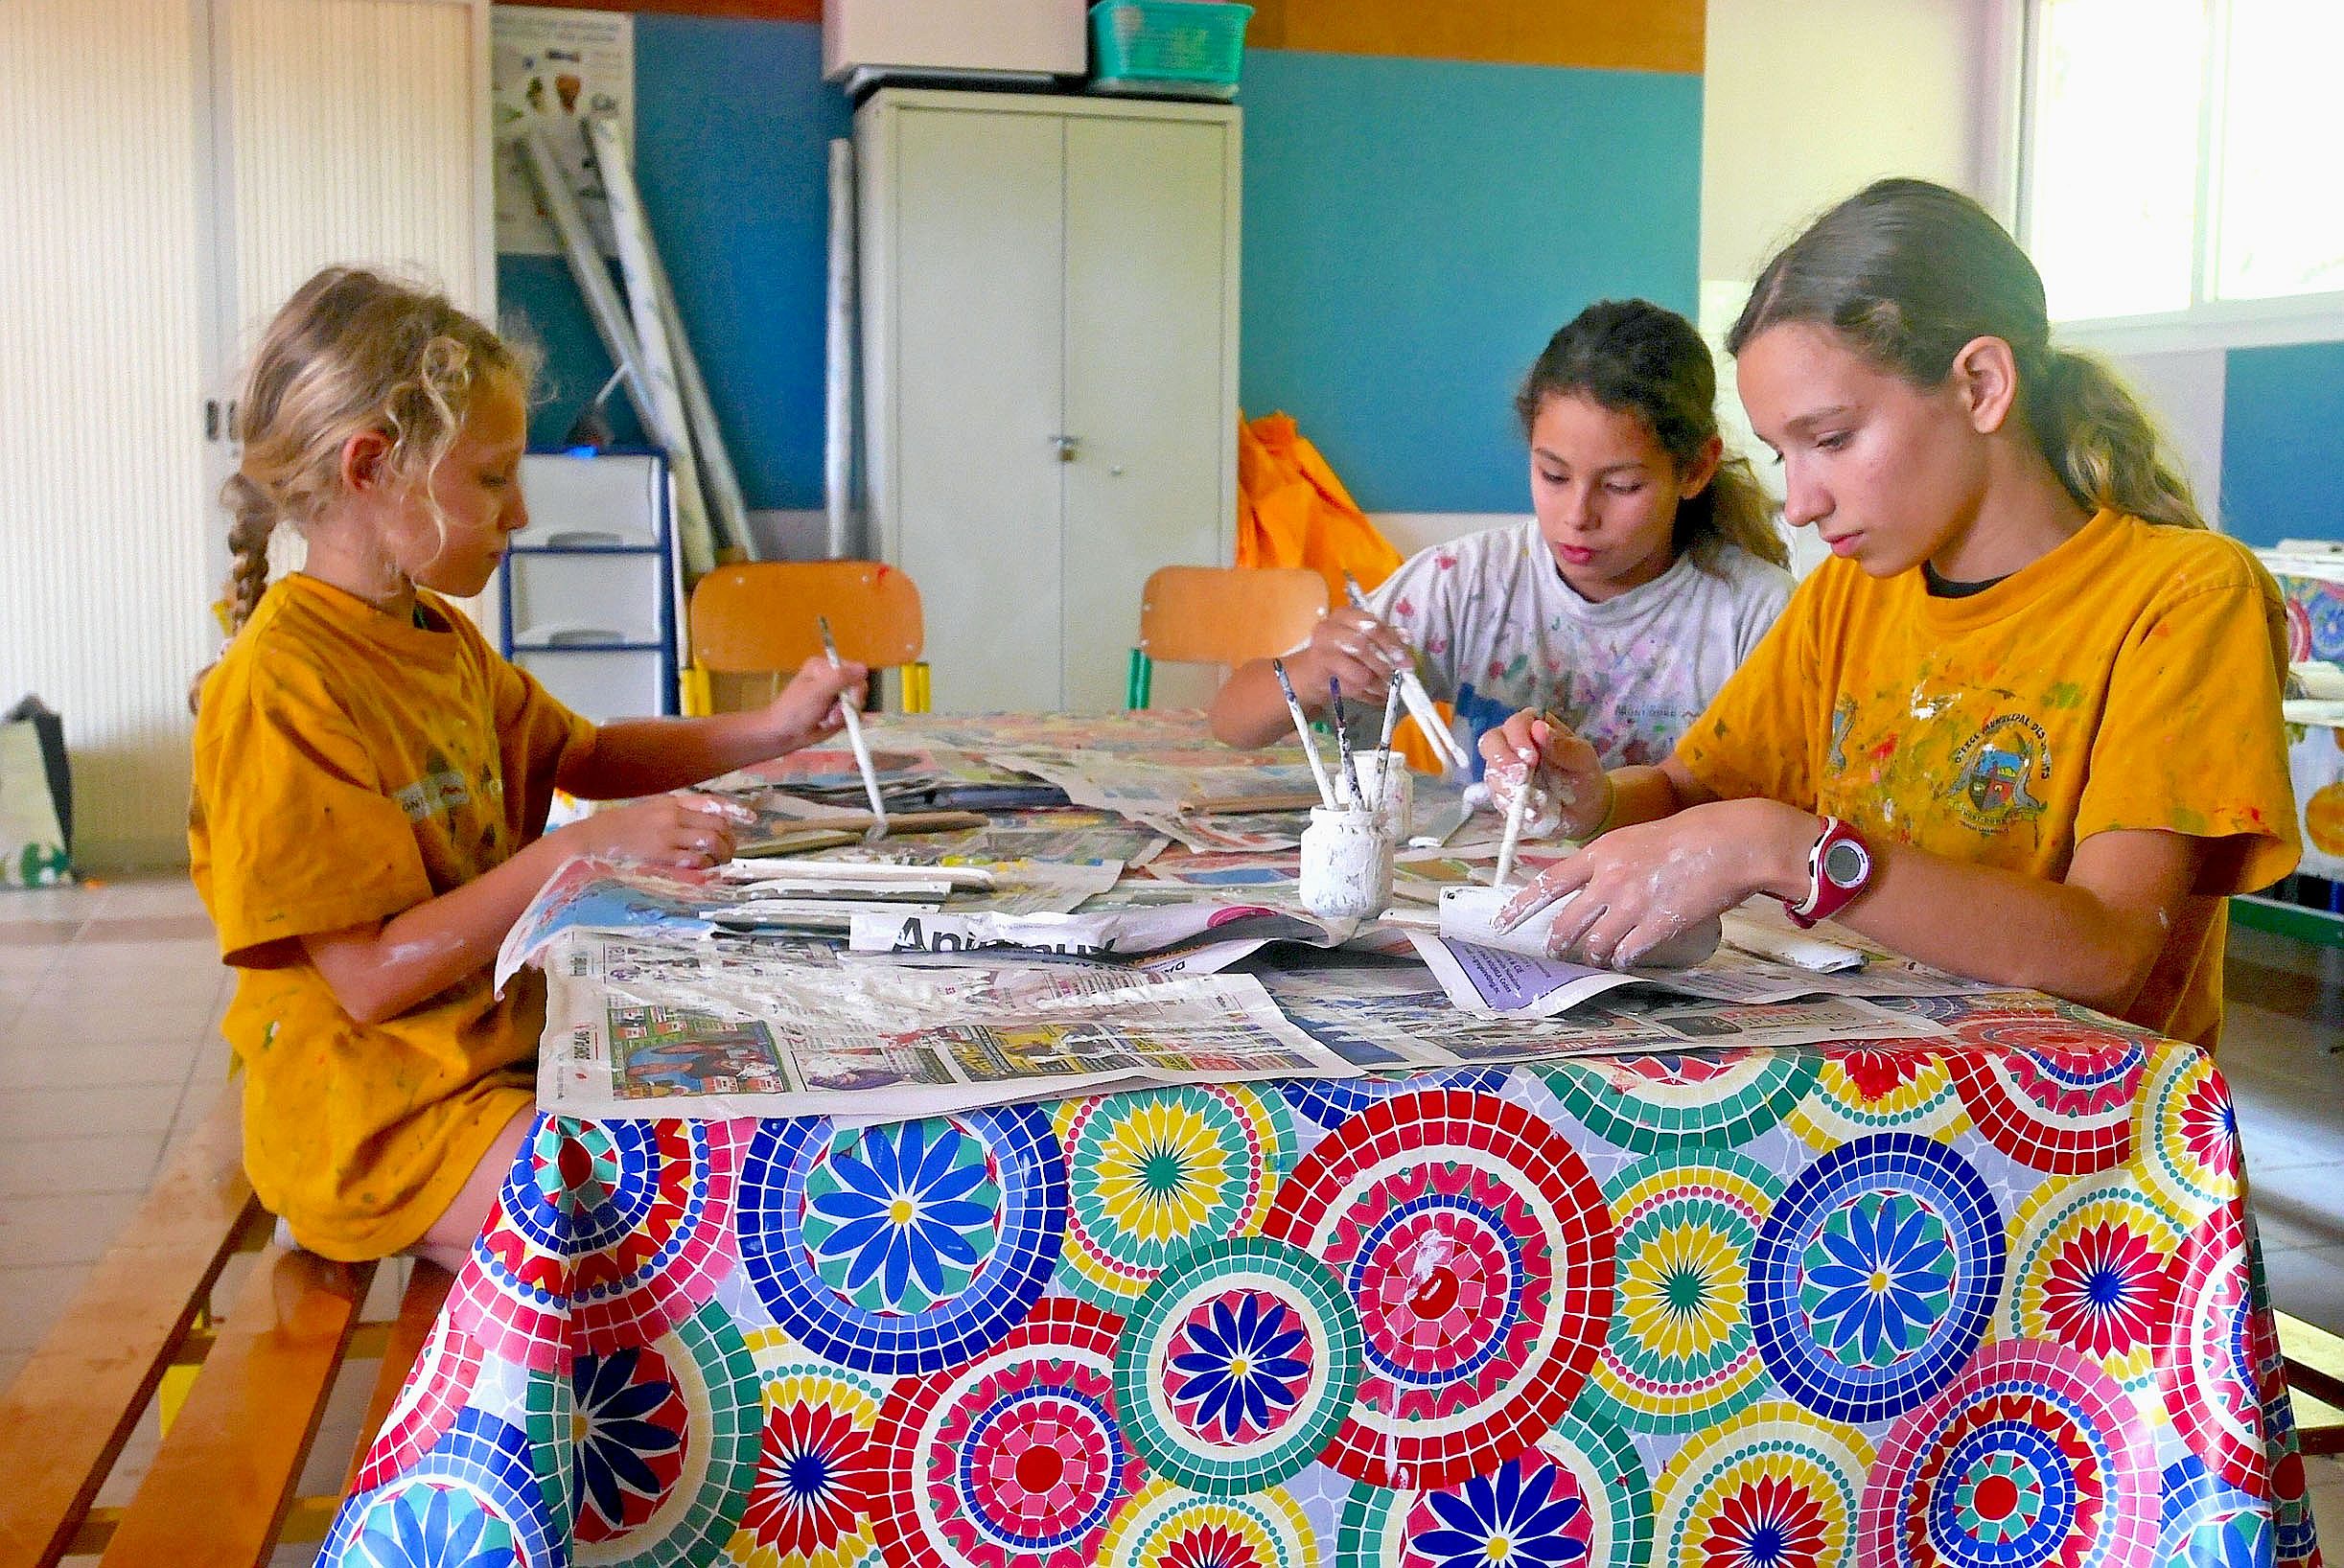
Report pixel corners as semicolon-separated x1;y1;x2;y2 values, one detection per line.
584;116;717;576
824;137;858;561
519;127;655;435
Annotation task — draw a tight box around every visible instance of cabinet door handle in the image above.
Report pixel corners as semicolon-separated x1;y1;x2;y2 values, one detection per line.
1051;434;1080;463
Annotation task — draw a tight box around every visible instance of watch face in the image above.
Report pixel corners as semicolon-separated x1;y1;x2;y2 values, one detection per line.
1821;838;1869;888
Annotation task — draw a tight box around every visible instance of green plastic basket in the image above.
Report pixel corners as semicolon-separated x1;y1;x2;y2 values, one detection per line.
1090;1;1253;95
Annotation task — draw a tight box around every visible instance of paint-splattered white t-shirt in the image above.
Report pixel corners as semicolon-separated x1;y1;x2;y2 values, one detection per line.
1367;519;1792;773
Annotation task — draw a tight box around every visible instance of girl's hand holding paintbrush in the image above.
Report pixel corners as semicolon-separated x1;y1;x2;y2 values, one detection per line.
1283;606;1410;706
754;654;870;752
1476;709;1613;842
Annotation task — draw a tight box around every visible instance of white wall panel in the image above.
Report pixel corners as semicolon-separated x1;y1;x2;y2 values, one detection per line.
0;0;212;866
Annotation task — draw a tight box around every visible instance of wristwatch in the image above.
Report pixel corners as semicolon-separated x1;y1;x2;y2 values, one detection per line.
1785;816;1872;929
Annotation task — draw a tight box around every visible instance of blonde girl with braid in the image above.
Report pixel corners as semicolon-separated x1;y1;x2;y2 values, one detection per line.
190;267;866;1268
1481;179;2297;1049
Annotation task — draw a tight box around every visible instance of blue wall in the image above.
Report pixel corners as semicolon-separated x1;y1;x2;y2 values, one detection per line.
500;15;848;506
1239;51;1703;513
2221;339;2344;548
497;15;1705;515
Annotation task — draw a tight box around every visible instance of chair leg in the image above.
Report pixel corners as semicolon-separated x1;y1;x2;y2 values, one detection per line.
906;662;932;714
679;664;712;718
1126;649;1152;711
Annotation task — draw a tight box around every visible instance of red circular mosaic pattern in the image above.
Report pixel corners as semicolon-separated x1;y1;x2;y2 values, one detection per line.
1263;1089;1613;1490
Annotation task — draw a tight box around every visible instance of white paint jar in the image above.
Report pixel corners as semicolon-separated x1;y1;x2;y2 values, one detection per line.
1338;749;1413;842
1298;805;1393;921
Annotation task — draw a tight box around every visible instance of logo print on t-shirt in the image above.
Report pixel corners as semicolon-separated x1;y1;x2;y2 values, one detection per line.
1945;713;2050;832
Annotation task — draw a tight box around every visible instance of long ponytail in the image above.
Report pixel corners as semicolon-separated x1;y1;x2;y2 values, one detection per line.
1730;178;2206;530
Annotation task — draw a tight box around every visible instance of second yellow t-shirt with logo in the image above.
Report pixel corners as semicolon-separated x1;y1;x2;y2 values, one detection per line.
1676;509;2298;1048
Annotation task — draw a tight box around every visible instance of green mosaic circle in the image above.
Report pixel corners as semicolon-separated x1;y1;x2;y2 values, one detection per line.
1333;1405;1652;1568
1578;1149;1781;1436
525;1298;759;1568
1055;1084;1297;1308
1112;1234;1360;1495
1540;1051;1819;1153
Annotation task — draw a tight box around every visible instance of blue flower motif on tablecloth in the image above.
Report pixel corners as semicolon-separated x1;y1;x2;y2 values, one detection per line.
1415;1459;1591;1568
571;1347;685;1533
1171;1291;1311;1441
354;1484;517;1568
2176;1513;2274;1568
1801;1192;1953;1370
804;1119;1000;1311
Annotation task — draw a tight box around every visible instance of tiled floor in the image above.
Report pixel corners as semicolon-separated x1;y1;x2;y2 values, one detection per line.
4;876;2341;1556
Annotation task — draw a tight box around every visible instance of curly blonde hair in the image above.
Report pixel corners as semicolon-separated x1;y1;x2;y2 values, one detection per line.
216;266;532;635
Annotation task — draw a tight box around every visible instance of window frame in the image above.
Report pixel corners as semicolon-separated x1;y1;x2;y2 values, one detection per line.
2018;0;2344;355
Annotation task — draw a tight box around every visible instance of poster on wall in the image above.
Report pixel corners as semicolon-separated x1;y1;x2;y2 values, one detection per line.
491;8;634;257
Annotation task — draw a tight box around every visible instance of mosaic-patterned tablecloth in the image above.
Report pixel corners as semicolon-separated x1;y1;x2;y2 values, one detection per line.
322;990;2322;1568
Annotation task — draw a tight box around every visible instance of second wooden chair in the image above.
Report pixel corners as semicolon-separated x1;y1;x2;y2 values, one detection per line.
1128;565;1330;709
685;561;929;715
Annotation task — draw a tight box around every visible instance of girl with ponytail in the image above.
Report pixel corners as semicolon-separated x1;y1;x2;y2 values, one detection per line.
190;267;869;1267
1479;179;2297;1049
1211;299;1793;771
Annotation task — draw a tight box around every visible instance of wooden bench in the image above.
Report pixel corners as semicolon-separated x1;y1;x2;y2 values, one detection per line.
0;1089;453;1568
2279;1311;2344;1458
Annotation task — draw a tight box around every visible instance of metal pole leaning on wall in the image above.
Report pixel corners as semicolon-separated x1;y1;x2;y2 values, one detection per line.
518;128;656;436
824;137;858;561
582;115;719;577
583;116;757;567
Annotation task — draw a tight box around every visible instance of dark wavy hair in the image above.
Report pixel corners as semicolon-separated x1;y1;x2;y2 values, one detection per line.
1518;299;1786;569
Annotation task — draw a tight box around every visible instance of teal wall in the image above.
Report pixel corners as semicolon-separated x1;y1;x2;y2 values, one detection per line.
2221;340;2344;548
496;14;1706;515
1239;50;1703;512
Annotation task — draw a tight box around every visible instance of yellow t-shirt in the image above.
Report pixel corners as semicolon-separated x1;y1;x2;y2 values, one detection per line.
189;574;595;1259
1676;509;2298;1049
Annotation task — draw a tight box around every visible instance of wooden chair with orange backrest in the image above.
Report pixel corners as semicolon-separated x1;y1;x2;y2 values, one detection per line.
684;561;929;715
1127;565;1330;710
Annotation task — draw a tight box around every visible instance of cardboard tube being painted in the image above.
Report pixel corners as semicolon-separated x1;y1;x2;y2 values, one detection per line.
824;138;858;561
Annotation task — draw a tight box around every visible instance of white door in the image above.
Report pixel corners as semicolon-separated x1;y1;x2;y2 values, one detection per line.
1060;111;1238;713
208;0;490;611
885;104;1066;713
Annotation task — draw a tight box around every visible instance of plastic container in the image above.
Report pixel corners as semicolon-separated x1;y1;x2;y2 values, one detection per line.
1089;1;1252;99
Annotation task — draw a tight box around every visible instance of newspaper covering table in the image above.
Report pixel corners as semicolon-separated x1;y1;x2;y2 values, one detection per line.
325;711;2322;1568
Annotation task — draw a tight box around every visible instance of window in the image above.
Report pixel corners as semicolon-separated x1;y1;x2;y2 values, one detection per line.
2023;0;2344;341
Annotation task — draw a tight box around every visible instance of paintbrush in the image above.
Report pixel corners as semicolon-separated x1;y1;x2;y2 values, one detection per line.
817;614;888;841
1339;572;1474;775
1329;676;1364;810
1271;657;1338;808
1493;770;1531;888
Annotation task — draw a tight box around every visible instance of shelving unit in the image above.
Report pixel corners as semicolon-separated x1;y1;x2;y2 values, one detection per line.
499;449;682;721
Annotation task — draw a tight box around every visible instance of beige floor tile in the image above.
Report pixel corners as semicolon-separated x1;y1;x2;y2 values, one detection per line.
0;1081;184;1142
0;1261;98;1351
0;1189;143;1267
0;1036;201;1089
0;886;101;925
0;1134;168;1199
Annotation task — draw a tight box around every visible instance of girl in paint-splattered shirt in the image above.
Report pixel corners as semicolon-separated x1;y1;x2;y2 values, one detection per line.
1481;181;2298;1049
1211;300;1792;771
190;268;867;1267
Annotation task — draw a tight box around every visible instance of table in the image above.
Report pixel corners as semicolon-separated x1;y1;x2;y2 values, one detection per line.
320;757;2323;1568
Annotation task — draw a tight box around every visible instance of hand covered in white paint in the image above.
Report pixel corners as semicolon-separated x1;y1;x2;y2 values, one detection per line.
1476;709;1609;841
1493;796;1810;967
1288;608;1409;704
564;792;751;869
